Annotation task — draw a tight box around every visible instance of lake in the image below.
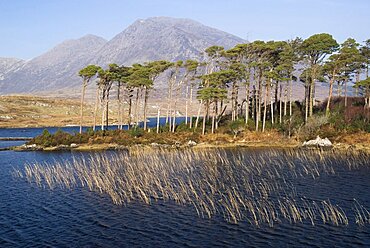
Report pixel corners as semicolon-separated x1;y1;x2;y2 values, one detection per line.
0;129;369;247
0;117;188;139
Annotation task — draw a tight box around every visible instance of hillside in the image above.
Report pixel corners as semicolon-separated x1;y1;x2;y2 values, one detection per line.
0;17;244;95
93;17;244;66
0;35;107;94
0;58;25;80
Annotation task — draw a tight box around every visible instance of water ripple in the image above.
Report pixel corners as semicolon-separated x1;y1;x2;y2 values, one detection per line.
1;149;370;247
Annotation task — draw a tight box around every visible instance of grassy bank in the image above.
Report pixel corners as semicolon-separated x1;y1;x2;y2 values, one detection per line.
22;124;370;153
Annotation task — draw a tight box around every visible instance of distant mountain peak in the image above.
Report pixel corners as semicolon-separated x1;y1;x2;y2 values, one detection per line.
0;17;244;94
93;16;245;66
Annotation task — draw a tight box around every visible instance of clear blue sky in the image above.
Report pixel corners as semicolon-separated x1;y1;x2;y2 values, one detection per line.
1;0;369;59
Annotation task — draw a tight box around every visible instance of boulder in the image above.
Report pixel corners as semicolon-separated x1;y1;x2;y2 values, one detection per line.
187;140;197;146
15;144;42;151
302;136;333;147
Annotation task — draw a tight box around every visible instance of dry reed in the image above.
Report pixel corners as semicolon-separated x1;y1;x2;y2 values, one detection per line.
14;148;370;226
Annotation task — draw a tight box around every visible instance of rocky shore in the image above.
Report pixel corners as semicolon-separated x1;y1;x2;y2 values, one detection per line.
7;137;370;154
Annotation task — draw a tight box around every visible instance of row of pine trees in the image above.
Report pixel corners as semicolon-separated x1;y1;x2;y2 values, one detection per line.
78;33;370;135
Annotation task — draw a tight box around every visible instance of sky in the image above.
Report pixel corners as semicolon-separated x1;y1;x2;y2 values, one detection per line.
1;0;369;60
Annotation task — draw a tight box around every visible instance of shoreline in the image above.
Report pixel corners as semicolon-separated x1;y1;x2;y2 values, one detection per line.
0;118;170;129
8;140;370;154
2;124;368;154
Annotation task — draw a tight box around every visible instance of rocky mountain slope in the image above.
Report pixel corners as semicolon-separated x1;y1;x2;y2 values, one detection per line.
0;17;244;94
0;58;25;80
93;17;244;66
0;35;107;93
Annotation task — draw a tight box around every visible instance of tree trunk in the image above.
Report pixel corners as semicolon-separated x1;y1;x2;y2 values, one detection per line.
279;83;283;124
168;85;173;130
274;80;279;123
245;83;249;124
211;114;215;134
235;87;239;120
231;85;235;121
309;78;315;117
252;85;255;121
93;86;100;131
305;83;309;123
172;109;176;132
167;73;176;129
105;98;109;130
304;71;309;122
101;93;105;131
143;86;149;131
289;76;293;116
262;80;269;132
216;104;227;128
128;98;132;130
156;107;160;133
211;103;215;134
117;83;122;130
326;76;335;116
202;102;208;135
271;81;274;125
256;70;262;132
134;88;140;127
344;80;348;108
101;106;105;131
284;82;287;117
215;100;219;130
185;85;189;125
166;82;172;125
355;71;360;97
194;100;202;130
79;80;87;134
189;86;193;128
105;90;110;131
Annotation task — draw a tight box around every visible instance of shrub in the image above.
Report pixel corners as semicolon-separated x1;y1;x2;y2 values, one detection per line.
296;114;329;140
278;112;305;138
228;119;245;138
174;122;191;132
86;127;95;136
128;127;144;138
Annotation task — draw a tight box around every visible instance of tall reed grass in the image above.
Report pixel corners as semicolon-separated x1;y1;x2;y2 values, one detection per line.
14;148;370;226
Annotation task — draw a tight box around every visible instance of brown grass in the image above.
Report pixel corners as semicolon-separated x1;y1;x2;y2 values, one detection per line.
0;95;86;128
14;148;370;226
334;132;370;145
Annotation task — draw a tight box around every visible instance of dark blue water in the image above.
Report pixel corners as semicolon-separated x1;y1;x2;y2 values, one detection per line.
0;141;24;149
0;117;187;138
0;130;369;247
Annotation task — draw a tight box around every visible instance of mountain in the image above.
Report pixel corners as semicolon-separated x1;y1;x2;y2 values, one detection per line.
93;17;244;66
0;17;244;94
0;35;107;93
0;58;25;80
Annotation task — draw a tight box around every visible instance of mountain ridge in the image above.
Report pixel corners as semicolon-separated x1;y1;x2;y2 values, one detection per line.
0;34;108;93
93;16;244;65
0;17;245;94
